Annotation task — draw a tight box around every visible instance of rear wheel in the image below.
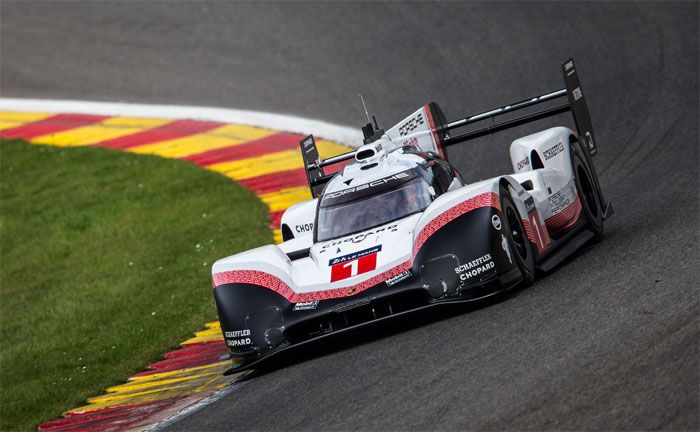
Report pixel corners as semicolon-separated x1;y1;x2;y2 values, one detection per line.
500;186;535;286
571;141;604;240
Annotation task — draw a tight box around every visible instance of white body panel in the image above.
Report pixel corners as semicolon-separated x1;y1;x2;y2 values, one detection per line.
384;105;442;155
214;126;582;297
280;199;317;240
508;127;579;223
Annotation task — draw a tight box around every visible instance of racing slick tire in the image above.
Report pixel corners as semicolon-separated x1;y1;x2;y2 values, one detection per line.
500;186;535;286
570;141;604;240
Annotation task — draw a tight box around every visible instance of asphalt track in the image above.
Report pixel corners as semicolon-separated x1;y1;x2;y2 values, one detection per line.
2;2;698;430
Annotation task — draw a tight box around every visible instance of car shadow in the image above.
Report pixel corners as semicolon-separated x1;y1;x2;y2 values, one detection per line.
235;286;524;382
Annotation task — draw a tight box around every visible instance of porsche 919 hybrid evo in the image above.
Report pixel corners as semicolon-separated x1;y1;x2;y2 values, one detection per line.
213;58;613;373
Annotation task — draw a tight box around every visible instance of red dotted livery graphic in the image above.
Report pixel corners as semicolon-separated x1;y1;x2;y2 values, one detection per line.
545;196;582;234
329;246;382;282
413;192;500;256
213;270;292;298
522;216;552;253
212;260;415;303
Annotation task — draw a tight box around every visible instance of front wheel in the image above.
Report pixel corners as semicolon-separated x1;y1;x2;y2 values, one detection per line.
500;186;535;286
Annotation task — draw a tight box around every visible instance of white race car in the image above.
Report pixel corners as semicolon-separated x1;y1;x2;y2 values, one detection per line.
212;58;613;373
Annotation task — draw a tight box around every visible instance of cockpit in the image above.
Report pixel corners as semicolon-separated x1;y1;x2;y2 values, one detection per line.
315;156;461;242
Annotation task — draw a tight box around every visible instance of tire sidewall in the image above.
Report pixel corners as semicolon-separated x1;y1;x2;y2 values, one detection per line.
500;186;535;285
570;141;604;238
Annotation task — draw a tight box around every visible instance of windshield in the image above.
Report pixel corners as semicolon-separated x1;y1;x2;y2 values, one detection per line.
316;174;433;242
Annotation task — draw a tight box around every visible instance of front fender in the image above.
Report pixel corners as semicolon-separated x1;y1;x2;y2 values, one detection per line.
412;204;520;297
214;283;291;356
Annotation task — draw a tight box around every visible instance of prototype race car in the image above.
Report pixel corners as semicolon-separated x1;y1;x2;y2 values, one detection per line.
213;58;613;373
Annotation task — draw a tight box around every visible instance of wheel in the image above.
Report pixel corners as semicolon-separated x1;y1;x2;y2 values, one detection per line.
500;185;535;286
570;141;604;240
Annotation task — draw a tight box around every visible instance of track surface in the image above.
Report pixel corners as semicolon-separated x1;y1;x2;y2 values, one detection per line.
2;2;698;430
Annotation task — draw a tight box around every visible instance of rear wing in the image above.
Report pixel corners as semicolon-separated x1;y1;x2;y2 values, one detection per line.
300;58;598;197
441;58;597;155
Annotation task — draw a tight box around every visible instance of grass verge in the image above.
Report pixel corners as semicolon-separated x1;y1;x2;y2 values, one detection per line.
0;139;271;431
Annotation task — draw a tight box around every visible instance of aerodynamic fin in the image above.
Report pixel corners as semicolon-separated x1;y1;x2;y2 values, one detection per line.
562;58;597;156
300;135;326;197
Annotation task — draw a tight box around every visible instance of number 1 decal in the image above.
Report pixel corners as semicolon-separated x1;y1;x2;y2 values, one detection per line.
329;246;381;282
343;260;359;277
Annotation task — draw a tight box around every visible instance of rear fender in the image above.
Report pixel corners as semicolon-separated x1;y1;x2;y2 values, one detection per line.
509;126;574;177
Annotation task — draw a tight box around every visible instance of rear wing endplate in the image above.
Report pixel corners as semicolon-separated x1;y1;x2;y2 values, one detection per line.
300;135;326;197
563;59;597;155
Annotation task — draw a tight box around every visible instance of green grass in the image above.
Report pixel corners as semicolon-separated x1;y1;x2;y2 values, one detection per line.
0;139;271;431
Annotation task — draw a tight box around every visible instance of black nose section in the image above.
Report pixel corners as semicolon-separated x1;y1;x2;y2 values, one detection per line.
420;254;460;299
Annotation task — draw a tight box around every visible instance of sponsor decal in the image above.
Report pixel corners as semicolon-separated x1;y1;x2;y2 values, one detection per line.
385;269;412;287
585;131;595;151
321;225;398;249
548;181;576;214
302;136;315;153
565;60;575;76
293;300;319;311
543;142;565;160
399;112;425;136
573;87;583;101
226;338;251;347
224;330;250;337
525;196;536;213
224;329;251;347
329;245;382;282
322;172;410;203
295;223;313;233
516;156;529;170
454;253;495;282
491;214;502;231
501;234;512;264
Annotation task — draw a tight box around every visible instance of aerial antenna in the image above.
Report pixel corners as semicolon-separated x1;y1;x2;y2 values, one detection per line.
358;94;384;143
359;93;376;141
359;94;371;124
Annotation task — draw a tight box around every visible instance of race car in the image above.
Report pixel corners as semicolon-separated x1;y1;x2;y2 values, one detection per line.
213;58;613;373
